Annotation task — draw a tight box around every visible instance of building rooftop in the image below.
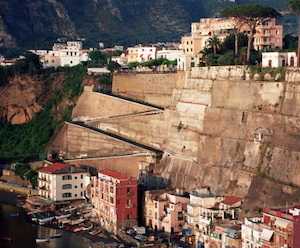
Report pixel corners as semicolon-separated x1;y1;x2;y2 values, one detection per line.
39;162;69;173
99;169;129;180
221;196;243;206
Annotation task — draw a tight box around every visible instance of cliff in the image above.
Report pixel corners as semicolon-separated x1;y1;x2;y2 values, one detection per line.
60;66;300;217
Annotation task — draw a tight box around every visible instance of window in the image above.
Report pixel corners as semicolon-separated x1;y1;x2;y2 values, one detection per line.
81;183;83;188
187;41;189;44
81;175;83;179
66;52;68;55
178;212;184;221
117;189;120;195
75;194;77;197
81;191;83;196
62;184;72;189
110;187;114;193
149;209;152;215
127;214;131;220
276;30;280;34
155;212;157;219
70;52;73;56
62;193;72;198
155;202;157;208
70;61;73;64
75;177;77;179
191;48;193;52
117;200;120;205
191;41;193;45
276;38;279;42
127;199;131;206
127;188;131;195
110;197;114;204
75;185;77;188
75;52;77;55
62;175;72;180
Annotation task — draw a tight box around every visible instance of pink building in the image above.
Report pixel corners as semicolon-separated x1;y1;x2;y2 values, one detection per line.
151;193;189;233
91;169;138;234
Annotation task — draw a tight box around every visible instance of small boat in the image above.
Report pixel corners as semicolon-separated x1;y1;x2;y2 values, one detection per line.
55;213;71;220
3;237;12;242
65;225;74;229
82;225;93;231
36;238;49;243
50;234;61;238
90;230;101;236
10;213;19;217
73;227;83;232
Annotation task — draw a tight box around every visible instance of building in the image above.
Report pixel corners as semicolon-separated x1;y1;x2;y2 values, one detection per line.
260;206;300;248
91;169;138;234
178;17;283;70
38;162;90;201
146;191;189;233
219;196;243;211
111;53;128;66
242;217;262;248
156;49;183;61
127;47;139;63
262;52;297;68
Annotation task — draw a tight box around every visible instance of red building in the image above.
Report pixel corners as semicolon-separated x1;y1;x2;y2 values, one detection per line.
91;169;138;234
260;206;300;248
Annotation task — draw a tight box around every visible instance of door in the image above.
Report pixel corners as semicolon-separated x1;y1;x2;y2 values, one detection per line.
268;60;272;67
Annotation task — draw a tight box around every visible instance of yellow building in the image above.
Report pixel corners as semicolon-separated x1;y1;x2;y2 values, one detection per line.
127;47;139;63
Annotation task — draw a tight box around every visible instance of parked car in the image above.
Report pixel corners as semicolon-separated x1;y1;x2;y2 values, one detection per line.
134;235;147;242
127;230;136;236
172;234;182;239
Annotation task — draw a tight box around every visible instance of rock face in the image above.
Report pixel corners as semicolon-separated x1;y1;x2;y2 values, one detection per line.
58;67;300;214
0;75;45;124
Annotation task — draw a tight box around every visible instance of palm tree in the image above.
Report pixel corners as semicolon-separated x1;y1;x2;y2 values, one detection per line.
207;36;221;54
287;0;300;67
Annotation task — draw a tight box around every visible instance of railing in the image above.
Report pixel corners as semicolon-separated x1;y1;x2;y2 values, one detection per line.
125;204;133;208
127;192;133;196
38;178;51;183
254;41;270;46
257;25;271;29
254;33;270;38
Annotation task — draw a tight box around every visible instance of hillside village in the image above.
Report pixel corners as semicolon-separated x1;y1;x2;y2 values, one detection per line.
2;12;300;248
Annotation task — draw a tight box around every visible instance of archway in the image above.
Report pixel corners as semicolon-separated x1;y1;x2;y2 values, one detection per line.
291;57;295;67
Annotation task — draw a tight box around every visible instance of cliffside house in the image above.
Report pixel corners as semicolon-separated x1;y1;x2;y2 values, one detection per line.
262;51;297;68
260;206;300;248
185;187;224;229
37;162;90;201
242;217;262;248
219;196;243;211
145;191;189;233
178;17;283;70
91;169;138;234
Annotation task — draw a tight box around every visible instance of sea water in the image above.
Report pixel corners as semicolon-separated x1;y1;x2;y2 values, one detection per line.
0;203;92;248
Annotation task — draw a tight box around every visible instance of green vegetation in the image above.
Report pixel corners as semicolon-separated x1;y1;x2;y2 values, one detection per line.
128;57;177;70
11;161;38;187
177;121;184;132
222;4;282;65
0;55;90;158
253;206;263;212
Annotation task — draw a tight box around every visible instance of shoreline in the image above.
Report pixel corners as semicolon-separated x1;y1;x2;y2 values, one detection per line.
0;190;120;245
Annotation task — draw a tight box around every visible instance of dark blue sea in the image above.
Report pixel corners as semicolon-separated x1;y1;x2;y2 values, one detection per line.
0;203;92;248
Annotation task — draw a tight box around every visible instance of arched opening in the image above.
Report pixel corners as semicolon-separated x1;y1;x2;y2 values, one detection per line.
291;57;295;67
51;150;59;162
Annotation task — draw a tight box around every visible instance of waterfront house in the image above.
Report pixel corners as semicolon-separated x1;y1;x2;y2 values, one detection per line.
37;162;90;202
91;169;138;234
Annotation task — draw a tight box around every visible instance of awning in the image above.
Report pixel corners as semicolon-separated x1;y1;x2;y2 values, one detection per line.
201;30;210;36
275;218;291;229
212;230;223;235
261;229;274;241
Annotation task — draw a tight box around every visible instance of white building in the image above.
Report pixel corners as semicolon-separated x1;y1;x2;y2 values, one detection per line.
262;51;297;68
38;162;90;201
111;53;128;66
177;54;200;71
242;217;262;248
156;49;183;61
137;46;156;63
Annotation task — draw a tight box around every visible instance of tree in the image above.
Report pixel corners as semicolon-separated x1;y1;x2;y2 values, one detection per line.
207;36;221;54
287;0;300;66
221;4;281;66
107;61;121;72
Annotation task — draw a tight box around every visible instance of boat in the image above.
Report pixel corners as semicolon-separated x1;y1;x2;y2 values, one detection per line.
55;213;71;220
36;238;50;243
65;225;74;229
70;218;85;225
73;227;83;232
90;230;101;236
50;234;62;238
82;225;93;231
10;213;19;217
39;216;54;225
3;237;12;242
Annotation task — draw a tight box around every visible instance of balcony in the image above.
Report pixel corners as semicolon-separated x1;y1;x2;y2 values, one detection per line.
257;25;271;29
254;33;270;38
127;192;133;197
38;186;51;193
244;235;261;244
254;41;270;46
38;177;51;183
125;204;133;208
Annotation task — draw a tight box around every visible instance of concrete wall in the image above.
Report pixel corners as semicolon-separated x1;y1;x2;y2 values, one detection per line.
112;71;186;108
72;86;158;119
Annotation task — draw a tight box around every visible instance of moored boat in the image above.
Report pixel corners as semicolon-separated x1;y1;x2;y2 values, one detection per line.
50;234;62;238
10;213;19;217
36;238;50;243
82;225;93;231
90;230;101;236
73;227;83;232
